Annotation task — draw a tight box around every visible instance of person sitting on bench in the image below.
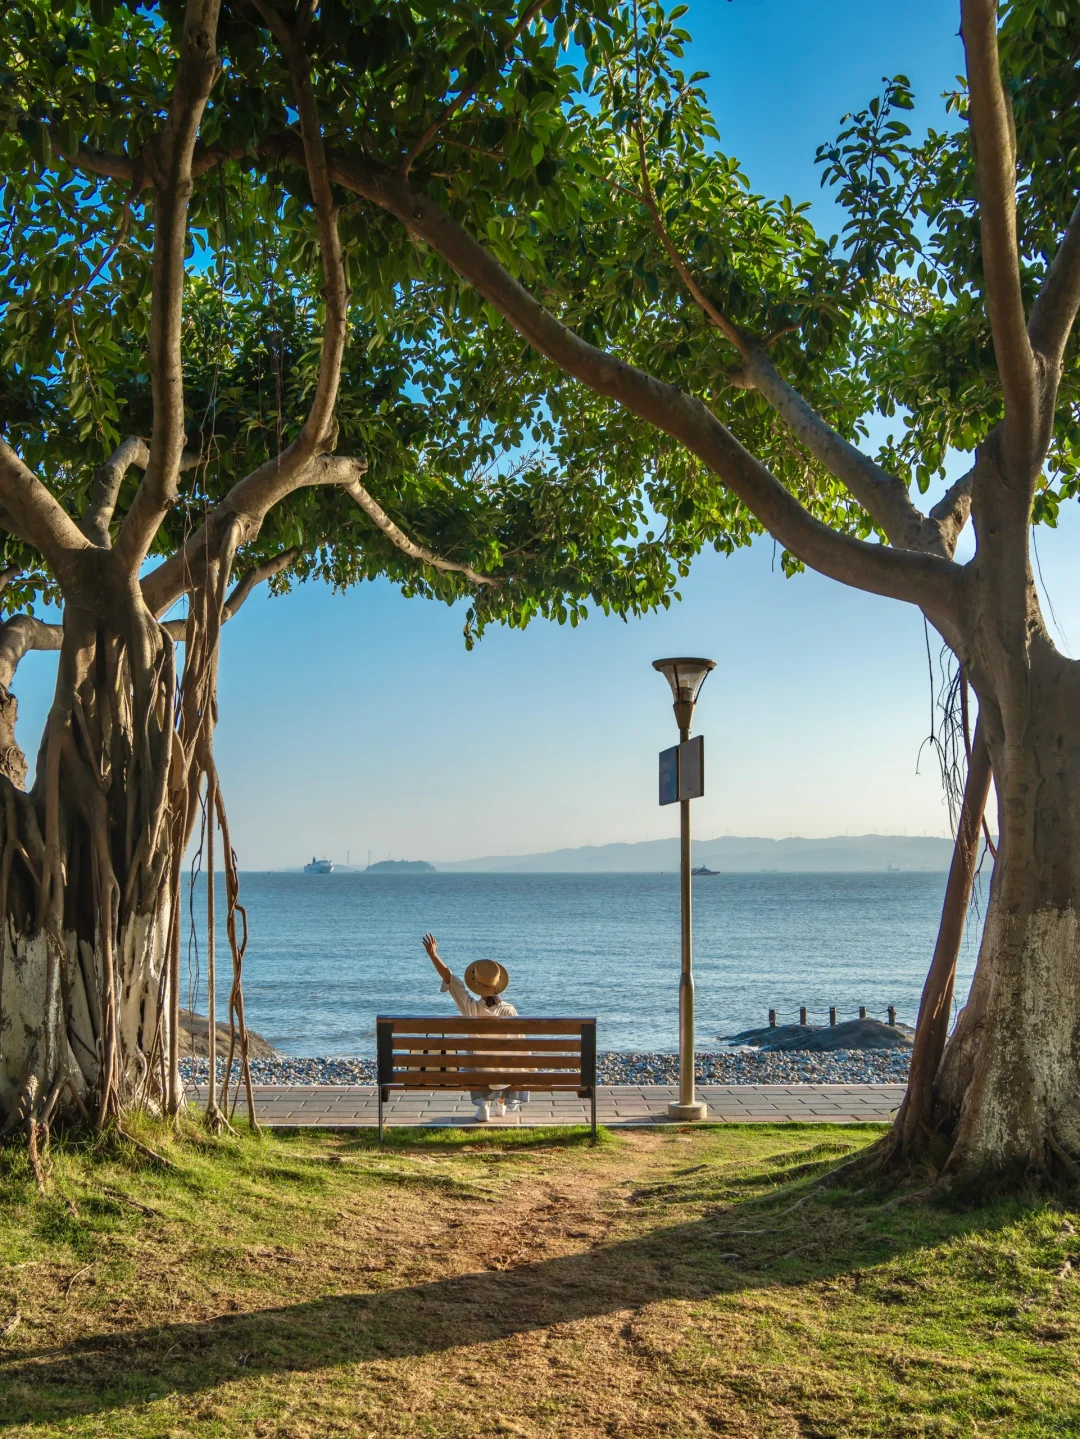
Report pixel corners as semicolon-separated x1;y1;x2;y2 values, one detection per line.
422;932;530;1123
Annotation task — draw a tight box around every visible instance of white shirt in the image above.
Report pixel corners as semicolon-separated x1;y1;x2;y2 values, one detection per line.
440;973;528;1098
441;972;518;1020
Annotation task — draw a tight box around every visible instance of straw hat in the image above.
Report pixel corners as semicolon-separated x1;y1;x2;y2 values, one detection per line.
464;959;509;997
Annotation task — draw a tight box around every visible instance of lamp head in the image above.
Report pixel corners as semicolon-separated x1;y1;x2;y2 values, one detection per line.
652;656;716;735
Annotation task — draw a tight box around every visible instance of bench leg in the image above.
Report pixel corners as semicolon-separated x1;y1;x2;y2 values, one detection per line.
378;1089;384;1145
591;1089;597;1144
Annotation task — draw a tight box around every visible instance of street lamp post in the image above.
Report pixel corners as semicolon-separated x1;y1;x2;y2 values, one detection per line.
652;657;716;1122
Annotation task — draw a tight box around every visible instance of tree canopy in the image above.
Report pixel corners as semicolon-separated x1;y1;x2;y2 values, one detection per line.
0;0;692;640
2;2;1077;630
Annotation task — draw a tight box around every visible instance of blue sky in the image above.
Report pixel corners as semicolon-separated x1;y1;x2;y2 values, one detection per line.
13;1;1080;867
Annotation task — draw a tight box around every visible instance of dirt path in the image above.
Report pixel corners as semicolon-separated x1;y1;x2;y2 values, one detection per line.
13;1123;1068;1439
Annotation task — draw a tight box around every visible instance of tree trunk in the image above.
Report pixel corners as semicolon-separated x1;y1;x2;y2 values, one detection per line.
0;597;180;1130
932;641;1080;1186
0;557;255;1140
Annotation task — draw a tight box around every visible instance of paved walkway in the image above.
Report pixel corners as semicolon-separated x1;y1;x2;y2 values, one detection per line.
197;1084;905;1128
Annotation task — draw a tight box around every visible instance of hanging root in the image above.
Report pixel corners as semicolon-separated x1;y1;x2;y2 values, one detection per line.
25;1115;47;1198
1;1074;50;1196
214;774;259;1133
0;524;259;1145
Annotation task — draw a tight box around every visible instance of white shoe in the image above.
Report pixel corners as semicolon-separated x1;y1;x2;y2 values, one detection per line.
504;1099;520;1112
491;1099;507;1118
474;1102;491;1122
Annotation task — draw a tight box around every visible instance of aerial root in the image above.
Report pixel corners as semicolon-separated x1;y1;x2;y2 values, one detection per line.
92;1121;178;1170
114;1124;179;1170
738;1130;952;1215
24;1116;47;1197
1048;1132;1080;1187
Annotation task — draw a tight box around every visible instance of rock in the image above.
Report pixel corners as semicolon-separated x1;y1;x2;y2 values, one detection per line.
722;1018;914;1052
178;1009;278;1059
182;1047;911;1088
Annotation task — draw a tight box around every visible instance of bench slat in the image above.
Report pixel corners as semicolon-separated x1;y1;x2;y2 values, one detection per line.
380;1017;591;1035
391;1037;583;1055
393;1057;582;1073
394;1072;584;1089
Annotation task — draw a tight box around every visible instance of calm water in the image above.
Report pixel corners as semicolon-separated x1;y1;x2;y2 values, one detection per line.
185;871;987;1056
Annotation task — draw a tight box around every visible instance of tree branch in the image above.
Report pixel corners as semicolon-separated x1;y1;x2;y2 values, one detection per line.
279;145;961;622
56;143;135;184
634;117;744;351
223;545;303;620
633;116;939;554
251;1;347;472
159;544;301;642
929;464;977;557
961;0;1039;463
142;445;498;619
400;0;546;176
741;344;943;553
139;9;358;616
1028;199;1080;367
0;615;63;688
81;437;202;547
139;450;337;616
0;439;91;582
82;436;148;546
318;457;498;587
113;0;223;573
55;136;241;191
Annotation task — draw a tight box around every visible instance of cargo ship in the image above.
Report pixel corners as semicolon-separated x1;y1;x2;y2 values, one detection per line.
304;856;334;874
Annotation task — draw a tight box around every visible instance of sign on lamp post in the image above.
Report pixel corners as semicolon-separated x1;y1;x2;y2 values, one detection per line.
653;658;715;1122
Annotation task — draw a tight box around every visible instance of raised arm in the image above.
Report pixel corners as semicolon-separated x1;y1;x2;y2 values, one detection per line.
423;932;452;985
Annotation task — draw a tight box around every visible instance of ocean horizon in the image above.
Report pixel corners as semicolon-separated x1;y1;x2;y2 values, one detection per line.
183;870;988;1057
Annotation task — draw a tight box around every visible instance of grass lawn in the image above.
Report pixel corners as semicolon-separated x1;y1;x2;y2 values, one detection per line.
0;1117;1078;1438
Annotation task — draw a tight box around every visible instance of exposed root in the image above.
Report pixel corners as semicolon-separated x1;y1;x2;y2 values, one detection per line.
877;1183;940;1213
202;1102;235;1138
114;1125;178;1170
63;1263;92;1298
1047;1132;1080;1187
55;1185;79;1219
100;1184;159;1216
25;1117;47;1198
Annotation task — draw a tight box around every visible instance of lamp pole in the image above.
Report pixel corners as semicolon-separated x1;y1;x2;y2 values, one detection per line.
653;657;715;1122
675;711;699;1119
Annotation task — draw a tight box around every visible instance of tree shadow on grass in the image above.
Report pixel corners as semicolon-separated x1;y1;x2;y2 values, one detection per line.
0;1174;1023;1429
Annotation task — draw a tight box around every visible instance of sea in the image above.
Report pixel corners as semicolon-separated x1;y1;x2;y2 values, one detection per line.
184;870;988;1057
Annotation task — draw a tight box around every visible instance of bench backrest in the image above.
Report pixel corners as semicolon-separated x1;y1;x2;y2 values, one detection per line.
375;1016;597;1095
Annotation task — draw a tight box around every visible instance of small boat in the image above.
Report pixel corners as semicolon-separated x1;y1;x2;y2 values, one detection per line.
691;865;719;876
304;856;334;874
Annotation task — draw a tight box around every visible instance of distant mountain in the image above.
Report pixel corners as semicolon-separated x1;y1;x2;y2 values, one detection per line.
436;834;983;874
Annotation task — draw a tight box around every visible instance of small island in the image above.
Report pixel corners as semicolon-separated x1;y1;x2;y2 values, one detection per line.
365;859;436;874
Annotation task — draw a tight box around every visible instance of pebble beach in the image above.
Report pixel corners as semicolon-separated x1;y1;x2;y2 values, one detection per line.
180;1047;911;1088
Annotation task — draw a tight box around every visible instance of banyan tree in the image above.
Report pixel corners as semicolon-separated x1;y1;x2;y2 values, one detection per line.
0;0;690;1150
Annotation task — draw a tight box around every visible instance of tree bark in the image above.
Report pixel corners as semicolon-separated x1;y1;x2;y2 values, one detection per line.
0;556;255;1135
928;628;1080;1184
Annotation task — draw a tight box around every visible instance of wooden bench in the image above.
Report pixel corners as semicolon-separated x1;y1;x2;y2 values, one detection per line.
376;1016;597;1141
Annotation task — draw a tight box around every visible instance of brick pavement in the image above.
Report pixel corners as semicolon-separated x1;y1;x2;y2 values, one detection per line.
194;1084;905;1128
